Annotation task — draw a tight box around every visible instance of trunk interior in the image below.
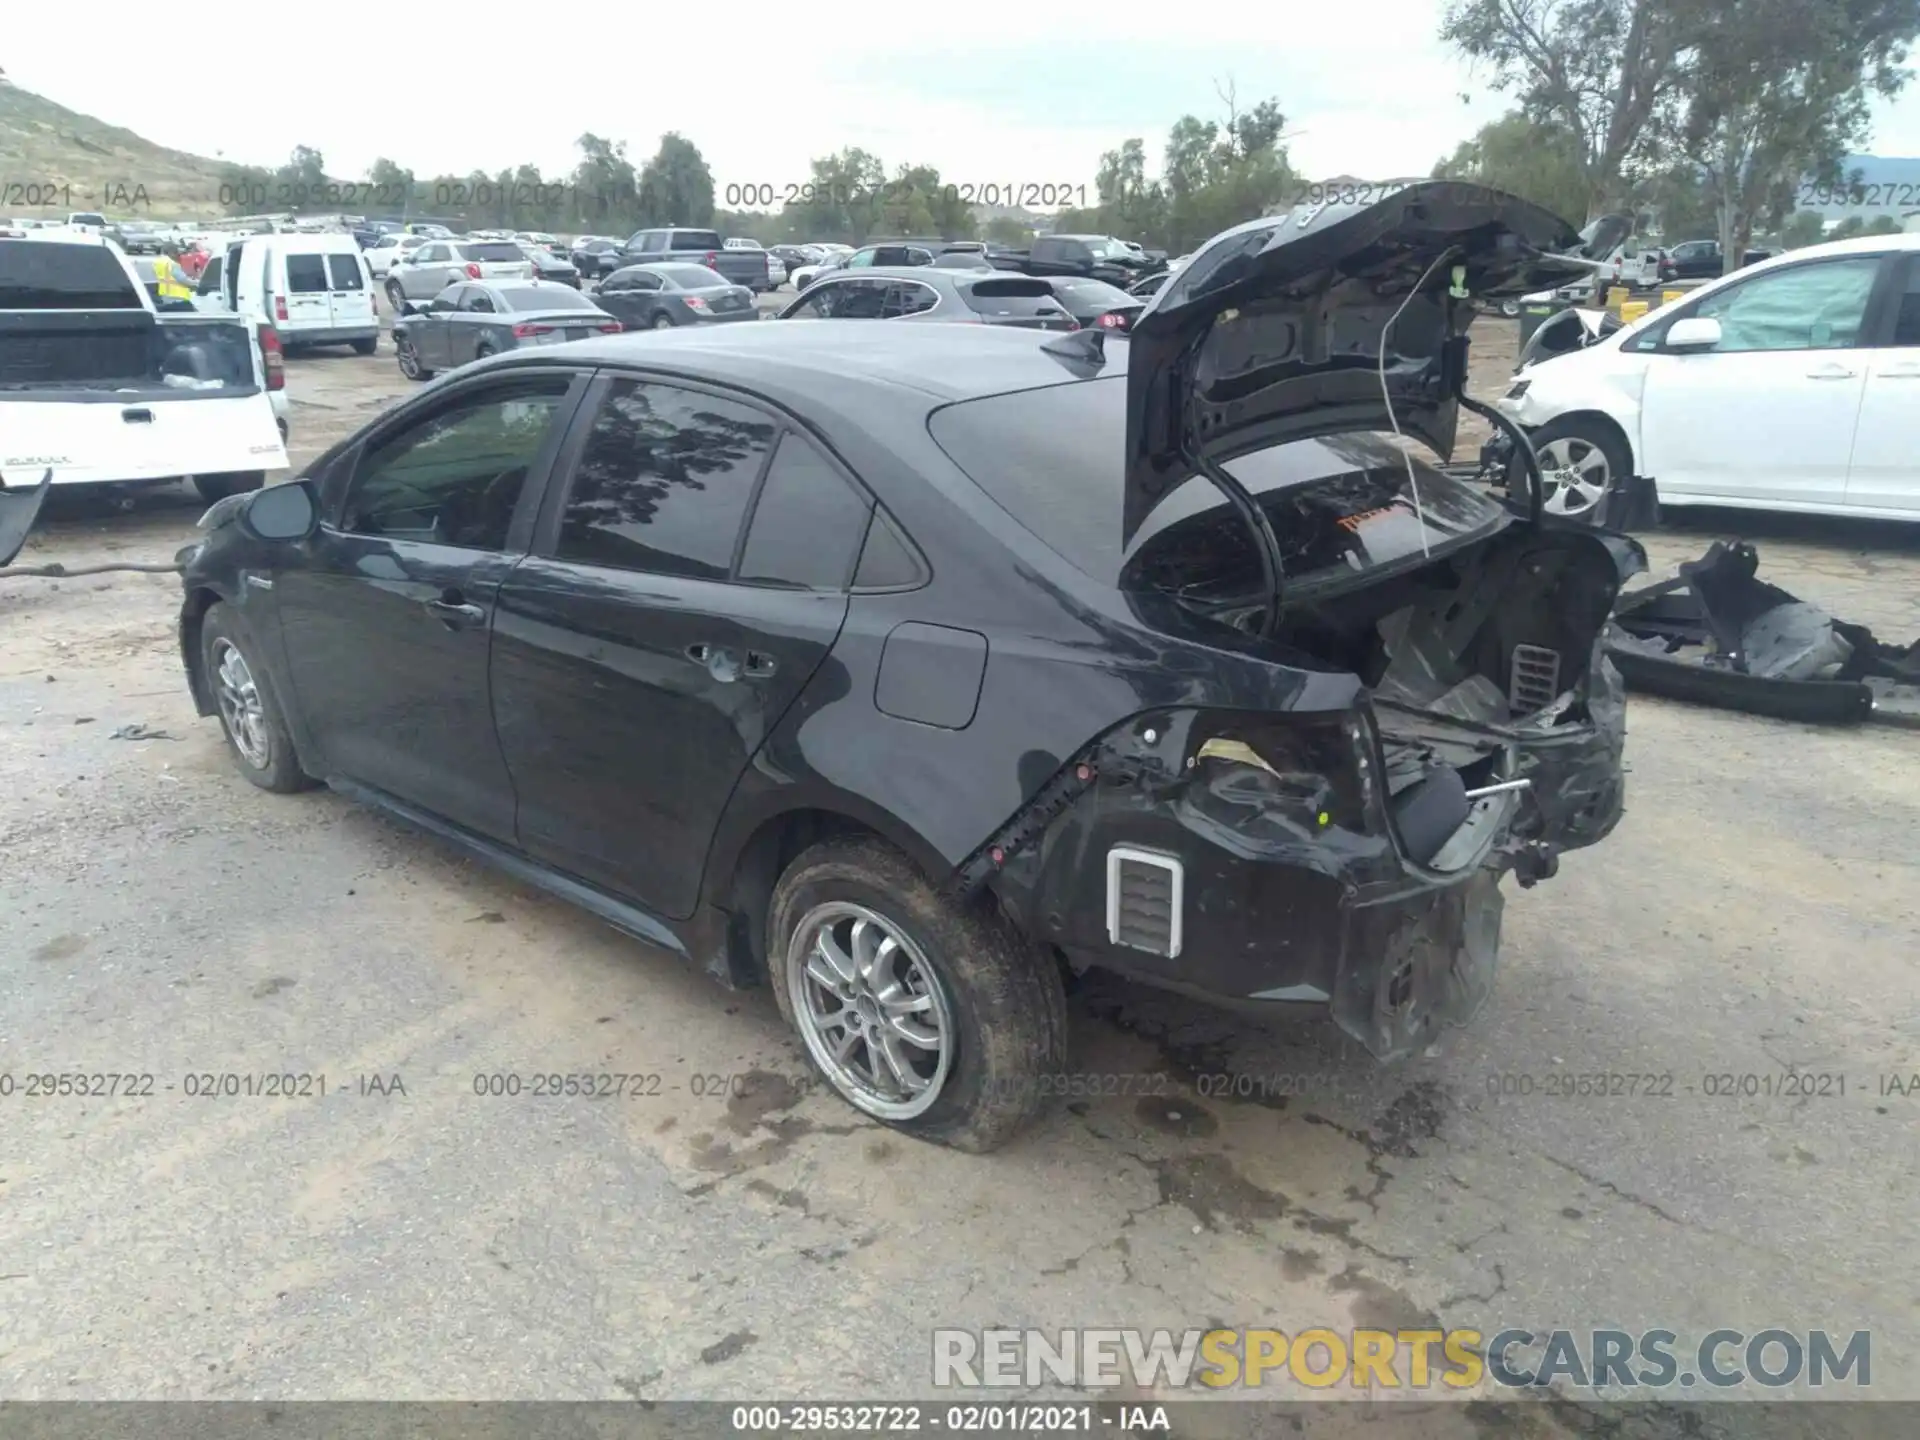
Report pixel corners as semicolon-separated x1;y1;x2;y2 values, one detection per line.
1161;522;1624;873
0;311;256;392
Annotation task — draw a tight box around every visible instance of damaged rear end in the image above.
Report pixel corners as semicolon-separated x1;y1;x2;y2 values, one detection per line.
946;182;1642;1059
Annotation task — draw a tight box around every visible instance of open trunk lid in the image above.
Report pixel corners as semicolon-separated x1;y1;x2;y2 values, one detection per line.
1123;180;1627;543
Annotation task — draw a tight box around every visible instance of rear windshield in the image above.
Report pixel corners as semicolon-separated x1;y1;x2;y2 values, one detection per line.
498;285;599;312
1051;277;1134;305
70;213;108;227
659;264;726;288
671;230;723;251
928;375;1505;595
286;254;330;292
961;277;1067;317
0;240;142;308
326;254;365;289
459;242;525;262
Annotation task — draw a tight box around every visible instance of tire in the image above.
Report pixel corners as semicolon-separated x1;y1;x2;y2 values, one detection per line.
396;336;432;381
351;336;377;356
651;312;675;330
1499;298;1521;317
200;603;314;794
475;340;497;360
386;282;405;311
192;471;265;503
767;838;1068;1153
1508;415;1633;525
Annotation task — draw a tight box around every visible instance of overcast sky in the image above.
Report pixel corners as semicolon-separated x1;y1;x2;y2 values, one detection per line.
9;8;1919;201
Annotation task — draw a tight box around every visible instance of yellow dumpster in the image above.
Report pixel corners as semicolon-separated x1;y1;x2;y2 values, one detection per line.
1606;286;1631;310
1620;300;1650;324
1662;288;1685;306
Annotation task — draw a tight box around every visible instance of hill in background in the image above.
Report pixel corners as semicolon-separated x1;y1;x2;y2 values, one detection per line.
0;81;230;218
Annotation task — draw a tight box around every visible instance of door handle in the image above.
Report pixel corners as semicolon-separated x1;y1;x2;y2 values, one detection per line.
686;642;744;682
424;597;487;629
744;650;777;677
1805;366;1858;379
1875;366;1920;378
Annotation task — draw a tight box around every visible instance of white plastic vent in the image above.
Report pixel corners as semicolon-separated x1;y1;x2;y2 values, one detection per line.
1106;846;1184;958
1510;644;1563;713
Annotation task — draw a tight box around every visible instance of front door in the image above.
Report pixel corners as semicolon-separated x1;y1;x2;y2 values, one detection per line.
491;378;866;919
1637;254;1884;509
1845;254;1920;515
273;371;584;840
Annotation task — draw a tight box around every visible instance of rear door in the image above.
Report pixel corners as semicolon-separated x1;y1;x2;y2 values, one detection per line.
1844;253;1920;514
281;250;333;337
326;249;375;330
491;375;865;918
272;369;588;840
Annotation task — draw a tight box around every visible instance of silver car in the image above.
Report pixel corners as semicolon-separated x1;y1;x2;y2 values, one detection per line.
384;239;533;306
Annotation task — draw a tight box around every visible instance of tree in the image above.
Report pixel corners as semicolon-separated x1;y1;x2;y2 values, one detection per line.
1094;138;1167;242
1773;210;1828;248
983;215;1030;246
1439;0;1694;220
1679;0;1920;273
781;148;888;242
637;133;715;227
570;133;639;234
1433;110;1588;222
366;157;417;219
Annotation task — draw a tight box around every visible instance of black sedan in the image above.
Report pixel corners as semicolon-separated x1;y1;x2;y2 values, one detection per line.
777;267;1078;329
570;237;624;277
593;263;759;329
174;182;1632;1151
769;243;819;278
391;280;619;380
1042;276;1144;331
519;243;581;287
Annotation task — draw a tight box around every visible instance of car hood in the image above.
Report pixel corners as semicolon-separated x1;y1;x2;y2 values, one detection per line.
1122;180;1627;542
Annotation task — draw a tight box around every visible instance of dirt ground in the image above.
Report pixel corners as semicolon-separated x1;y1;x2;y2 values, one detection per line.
2;308;1917;1430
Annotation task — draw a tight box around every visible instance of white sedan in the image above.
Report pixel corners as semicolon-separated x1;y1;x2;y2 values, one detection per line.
364;232;428;277
1495;232;1920;522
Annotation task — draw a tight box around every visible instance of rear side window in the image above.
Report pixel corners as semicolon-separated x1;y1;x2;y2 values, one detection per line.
0;240;142;308
672;230;723;251
326;253;365;289
882;282;939;318
962;278;1064;317
1893;259;1920;346
738;433;872;589
556;379;779;580
461;242;525;263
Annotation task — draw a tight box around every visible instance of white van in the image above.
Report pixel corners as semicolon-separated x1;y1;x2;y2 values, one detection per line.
193;232;378;354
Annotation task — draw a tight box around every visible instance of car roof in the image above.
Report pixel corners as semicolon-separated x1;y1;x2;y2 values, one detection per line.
519;320;1127;402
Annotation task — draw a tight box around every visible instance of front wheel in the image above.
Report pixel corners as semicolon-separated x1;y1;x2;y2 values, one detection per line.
192;471;264;503
1509;416;1632;524
200;603;315;794
768;838;1068;1153
396;336;432;381
651;313;675;330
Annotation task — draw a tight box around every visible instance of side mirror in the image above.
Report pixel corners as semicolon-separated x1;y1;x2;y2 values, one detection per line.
1664;316;1722;352
241;480;318;542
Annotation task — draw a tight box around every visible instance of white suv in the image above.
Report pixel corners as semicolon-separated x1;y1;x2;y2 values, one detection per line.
1496;234;1920;522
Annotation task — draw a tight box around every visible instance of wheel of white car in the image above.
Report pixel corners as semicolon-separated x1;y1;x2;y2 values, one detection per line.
1514;416;1632;524
767;837;1068;1153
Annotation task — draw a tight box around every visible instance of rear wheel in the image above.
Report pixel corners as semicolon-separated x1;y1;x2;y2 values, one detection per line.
351;336;377;356
385;281;405;311
475;340;498;359
767;838;1068;1153
201;603;314;794
192;471;264;503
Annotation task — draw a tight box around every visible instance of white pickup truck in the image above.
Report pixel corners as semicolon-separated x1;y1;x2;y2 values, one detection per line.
0;234;289;564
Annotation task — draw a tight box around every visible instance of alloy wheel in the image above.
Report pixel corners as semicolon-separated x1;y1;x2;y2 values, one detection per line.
211;638;271;769
787;902;954;1121
397;340;419;379
1536;436;1610;518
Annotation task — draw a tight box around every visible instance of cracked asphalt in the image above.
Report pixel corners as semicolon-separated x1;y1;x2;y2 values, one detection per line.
2;312;1916;1434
